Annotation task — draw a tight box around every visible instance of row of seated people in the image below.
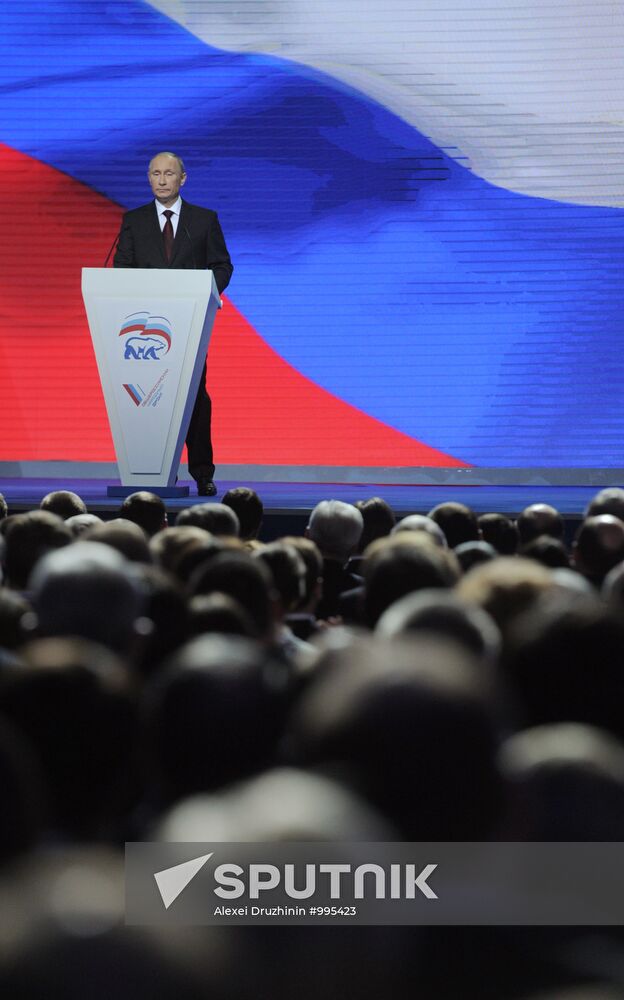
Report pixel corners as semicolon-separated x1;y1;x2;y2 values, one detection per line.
1;485;624;998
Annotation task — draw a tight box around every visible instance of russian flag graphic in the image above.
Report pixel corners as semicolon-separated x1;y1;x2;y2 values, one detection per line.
1;1;623;468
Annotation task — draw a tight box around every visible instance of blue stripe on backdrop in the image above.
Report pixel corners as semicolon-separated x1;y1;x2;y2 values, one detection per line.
3;0;624;466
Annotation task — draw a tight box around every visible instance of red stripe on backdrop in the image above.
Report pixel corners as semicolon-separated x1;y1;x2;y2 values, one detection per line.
0;145;467;468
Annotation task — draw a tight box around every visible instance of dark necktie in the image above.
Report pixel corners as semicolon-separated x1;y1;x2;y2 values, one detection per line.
163;209;174;262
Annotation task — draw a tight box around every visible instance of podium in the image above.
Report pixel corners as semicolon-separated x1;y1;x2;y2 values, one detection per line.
82;268;221;497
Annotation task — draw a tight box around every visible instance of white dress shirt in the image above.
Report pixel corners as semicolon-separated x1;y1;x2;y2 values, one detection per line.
155;196;182;236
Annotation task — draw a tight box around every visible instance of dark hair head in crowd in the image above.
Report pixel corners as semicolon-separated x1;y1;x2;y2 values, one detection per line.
354;497;396;552
286;634;502;840
500;722;624;841
254;542;307;617
376;588;501;662
521;535;570;570
4;511;73;591
505;592;624;742
0;637;137;838
176;502;240;538
187;593;257;640
573;514;624;586
120;491;167;537
143;635;292;807
363;534;460;628
516;503;564;545
0;494;8;521
0;589;33;650
454;540;498;573
427;501;480;548
279;536;323;612
585;486;624;522
130;565;189;680
221;487;263;541
86;519;152;564
40;490;87;520
477;512;519;555
188;550;276;641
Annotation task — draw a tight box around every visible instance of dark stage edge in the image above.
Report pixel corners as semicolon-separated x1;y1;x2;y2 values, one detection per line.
0;477;605;539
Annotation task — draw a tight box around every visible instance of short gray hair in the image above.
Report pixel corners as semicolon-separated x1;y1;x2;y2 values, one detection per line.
307;500;363;561
148;151;186;175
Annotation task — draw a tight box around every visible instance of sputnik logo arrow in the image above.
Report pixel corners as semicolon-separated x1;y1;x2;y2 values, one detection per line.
154;853;213;909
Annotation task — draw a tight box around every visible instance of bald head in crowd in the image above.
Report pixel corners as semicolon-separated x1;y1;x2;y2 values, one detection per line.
307;500;363;562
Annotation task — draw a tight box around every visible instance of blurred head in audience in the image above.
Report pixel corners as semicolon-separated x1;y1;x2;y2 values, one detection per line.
0;718;41;863
505;593;624;741
187;593;257;640
363;534;460;628
428;501;480;549
65;512;103;537
457;556;553;639
29;541;147;655
454;540;497;573
4;511;72;591
130;565;189;680
478;512;519;555
254;542;307;619
0;493;8;521
143;635;292;806
376;588;501;663
40;490;87;520
86;519;152;564
573;514;624;586
222;487;263;541
516;503;563;545
280;536;323;614
585;486;624;522
354;497;395;552
286;635;502;839
189;550;276;642
521;536;570;570
176;503;239;537
500;722;624;840
0;638;137;838
150;525;214;574
120;491;167;537
158;767;394;843
392;514;447;548
306;500;363;563
0;589;32;651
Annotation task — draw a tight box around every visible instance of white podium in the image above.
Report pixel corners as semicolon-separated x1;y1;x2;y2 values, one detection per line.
82;268;221;497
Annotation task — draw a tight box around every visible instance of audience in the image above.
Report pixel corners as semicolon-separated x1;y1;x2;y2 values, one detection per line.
428;501;480;548
222;486;263;541
2;481;624;996
119;491;167;537
40;489;87;520
306;500;363;619
516;503;564;545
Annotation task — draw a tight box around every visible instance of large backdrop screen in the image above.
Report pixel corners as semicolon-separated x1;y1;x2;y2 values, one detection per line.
2;1;623;470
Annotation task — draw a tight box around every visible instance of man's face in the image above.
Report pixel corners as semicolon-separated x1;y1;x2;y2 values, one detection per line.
148;155;186;206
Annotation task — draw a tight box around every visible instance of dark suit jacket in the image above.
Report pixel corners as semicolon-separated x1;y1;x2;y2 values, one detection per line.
113;200;233;294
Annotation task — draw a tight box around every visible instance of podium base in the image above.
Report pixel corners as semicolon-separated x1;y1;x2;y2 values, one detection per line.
107;485;190;498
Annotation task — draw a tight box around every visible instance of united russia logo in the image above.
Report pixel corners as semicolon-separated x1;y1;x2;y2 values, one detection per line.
119;312;172;360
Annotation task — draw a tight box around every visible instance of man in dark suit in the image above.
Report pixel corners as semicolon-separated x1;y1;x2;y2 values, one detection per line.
113;151;233;496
